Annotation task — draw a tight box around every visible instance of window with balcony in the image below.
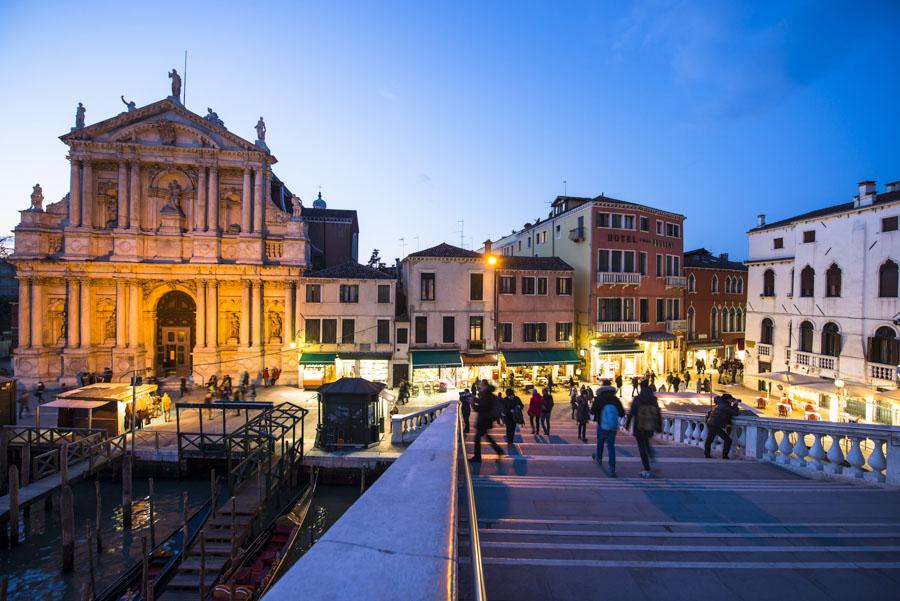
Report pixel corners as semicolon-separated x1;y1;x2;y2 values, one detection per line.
442;316;455;343
414;316;427;343
760;317;774;345
556;277;572;295
868;326;899;365
469;316;483;344
800;266;815;297
499;322;513;343
598;249;637;273
825;264;842;297
339;284;359;303
522;276;536;295
305;284;321;303
420;273;435;301
322;319;338;344
470;273;484;301
598;298;634;322
305;319;321;344
879;260;898;297
556;322;573;342
377;284;391;304
821;322;841;357
342;319;355;344
799;320;814;353
523;322;547;343
665;255;680;276
499;275;516;294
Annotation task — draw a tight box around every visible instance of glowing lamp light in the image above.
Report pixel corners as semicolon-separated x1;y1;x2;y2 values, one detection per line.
486;255;498;266
289;341;297;349
834;378;844;388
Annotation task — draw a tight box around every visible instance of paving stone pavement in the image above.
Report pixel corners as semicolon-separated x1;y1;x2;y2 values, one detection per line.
458;403;900;601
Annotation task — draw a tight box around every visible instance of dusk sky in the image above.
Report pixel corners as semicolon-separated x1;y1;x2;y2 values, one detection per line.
1;0;898;261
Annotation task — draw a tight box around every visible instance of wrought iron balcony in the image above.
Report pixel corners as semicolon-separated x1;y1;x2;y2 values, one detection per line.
665;275;688;288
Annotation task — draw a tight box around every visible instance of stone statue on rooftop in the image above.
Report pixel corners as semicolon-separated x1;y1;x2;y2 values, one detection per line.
168;69;182;100
74;102;85;129
205;107;225;127
255;116;266;141
30;183;44;211
121;96;136;112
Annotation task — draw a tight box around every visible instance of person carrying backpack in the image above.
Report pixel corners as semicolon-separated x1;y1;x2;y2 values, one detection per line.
704;393;740;459
540;387;554;435
469;381;504;462
590;379;624;476
502;388;525;452
625;388;662;478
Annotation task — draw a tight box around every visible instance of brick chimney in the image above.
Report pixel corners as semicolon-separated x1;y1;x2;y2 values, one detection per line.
483;239;493;255
719;252;729;262
855;180;877;208
757;214;766;227
886;181;900;193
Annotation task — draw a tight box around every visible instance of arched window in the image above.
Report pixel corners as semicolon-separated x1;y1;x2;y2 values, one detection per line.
726;277;733;294
825;264;842;297
711;275;719;294
736;277;744;294
879;260;899;298
710;308;719;339
735;308;744;332
687;306;695;340
821;322;841;357
762;269;775;296
800;266;815;297
688;273;696;293
869;326;899;365
799;320;814;353
760;317;774;345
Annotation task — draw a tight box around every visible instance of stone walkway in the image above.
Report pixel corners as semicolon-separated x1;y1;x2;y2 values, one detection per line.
460;403;900;601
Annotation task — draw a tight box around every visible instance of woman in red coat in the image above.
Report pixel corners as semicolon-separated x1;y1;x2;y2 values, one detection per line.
527;389;543;435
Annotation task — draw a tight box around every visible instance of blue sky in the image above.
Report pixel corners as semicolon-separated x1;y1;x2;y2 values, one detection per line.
1;0;898;261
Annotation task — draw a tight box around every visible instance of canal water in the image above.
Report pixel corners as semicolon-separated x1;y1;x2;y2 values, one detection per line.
0;477;359;600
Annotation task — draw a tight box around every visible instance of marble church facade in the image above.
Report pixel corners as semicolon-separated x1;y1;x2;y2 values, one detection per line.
11;88;309;386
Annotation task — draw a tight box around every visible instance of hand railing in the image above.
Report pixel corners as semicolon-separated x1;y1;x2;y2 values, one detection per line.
458;407;486;601
391;400;454;444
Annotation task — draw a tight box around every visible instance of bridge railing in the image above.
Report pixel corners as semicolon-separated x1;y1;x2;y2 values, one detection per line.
2;426;107;447
660;411;900;486
390;400;454;444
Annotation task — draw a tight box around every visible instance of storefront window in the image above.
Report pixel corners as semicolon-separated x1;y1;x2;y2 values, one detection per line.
845;398;866;419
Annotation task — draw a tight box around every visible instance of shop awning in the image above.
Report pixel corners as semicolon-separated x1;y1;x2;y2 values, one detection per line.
595;339;642;354
538;349;581;365
336;352;392;361
502;350;542;366
502;349;581;366
42;399;110;409
411;350;463;369
461;353;499;366
687;340;725;350
299;352;338;365
756;371;822;387
639;331;676;342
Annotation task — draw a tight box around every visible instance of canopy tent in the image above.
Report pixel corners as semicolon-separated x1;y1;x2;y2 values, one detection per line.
299;352;338;365
41;399;109;410
411;350;463;369
502;349;580;366
594;339;642;354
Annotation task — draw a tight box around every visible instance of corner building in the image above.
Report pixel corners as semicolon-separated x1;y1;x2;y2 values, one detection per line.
11;94;309;387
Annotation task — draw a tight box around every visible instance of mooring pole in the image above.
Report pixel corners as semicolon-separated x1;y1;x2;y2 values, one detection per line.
148;477;156;548
94;479;102;552
8;466;19;546
60;485;75;572
122;454;133;529
181;491;189;555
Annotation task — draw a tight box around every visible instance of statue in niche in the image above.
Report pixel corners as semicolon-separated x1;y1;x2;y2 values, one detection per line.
168;69;182;99
30;183;44;211
229;312;240;340
105;310;116;341
121;96;136;112
255;116;266;141
53;310;67;344
166;180;182;210
268;311;282;340
74;102;85;129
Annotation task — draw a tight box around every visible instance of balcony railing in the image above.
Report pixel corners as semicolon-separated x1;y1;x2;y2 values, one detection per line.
596;321;641;334
597;272;641;285
757;343;773;358
869;362;896;386
568;226;585;242
793;350;839;374
665;275;688;288
666;319;687;331
468;339;485;351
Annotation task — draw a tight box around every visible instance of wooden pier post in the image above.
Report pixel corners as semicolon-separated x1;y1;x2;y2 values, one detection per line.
20;444;30;487
0;429;8;496
230;496;236;561
122;454;132;530
94;479;102;552
85;521;96;600
8;466;19;546
60;442;69;485
60;484;75;572
1;575;8;601
199;532;207;599
148;477;156;548
141;536;149;600
210;468;217;518
181;491;189;555
360;467;366;493
256;460;263;505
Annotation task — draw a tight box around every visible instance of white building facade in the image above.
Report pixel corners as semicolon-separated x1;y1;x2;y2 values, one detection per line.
745;180;900;424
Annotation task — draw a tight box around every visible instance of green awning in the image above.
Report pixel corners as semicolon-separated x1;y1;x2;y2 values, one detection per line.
336;352;392;360
502;349;581;366
411;350;462;369
596;339;642;354
299;352;337;365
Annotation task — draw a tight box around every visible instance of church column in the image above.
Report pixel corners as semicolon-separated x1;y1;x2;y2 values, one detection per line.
196;166;207;232
67;280;80;348
253;167;263;234
80;280;92;348
129;160;141;230
294;282;303;349
251;281;263;347
117;161;128;229
115;281;127;348
69;158;82;227
196;281;207;349
18;278;31;349
207;166;219;234
81;160;93;228
31;279;44;348
206;281;218;348
240;281;250;347
128;282;140;349
241;167;252;234
283;283;294;347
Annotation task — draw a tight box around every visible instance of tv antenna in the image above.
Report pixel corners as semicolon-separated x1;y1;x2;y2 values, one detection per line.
399;237;406;257
563;179;567;196
457;219;465;248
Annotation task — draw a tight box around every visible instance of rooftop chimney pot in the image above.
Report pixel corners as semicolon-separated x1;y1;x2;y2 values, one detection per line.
757;214;766;227
856;180;877;208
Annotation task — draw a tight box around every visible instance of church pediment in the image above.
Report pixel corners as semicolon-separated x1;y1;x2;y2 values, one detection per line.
61;98;266;154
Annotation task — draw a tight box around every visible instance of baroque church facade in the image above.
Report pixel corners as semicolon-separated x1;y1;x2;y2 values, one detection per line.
11;80;309;386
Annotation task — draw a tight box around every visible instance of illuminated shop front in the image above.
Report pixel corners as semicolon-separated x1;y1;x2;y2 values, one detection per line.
500;349;580;389
639;331;679;374
686;341;724;370
590;339;643;380
299;352;337;389
335;353;391;385
410;350;463;393
461;353;501;387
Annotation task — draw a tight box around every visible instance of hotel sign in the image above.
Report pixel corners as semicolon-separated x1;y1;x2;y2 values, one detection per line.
606;233;675;249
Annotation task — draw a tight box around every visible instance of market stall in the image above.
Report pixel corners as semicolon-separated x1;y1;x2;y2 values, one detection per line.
47;383;158;436
501;349;580;390
299;352;337;389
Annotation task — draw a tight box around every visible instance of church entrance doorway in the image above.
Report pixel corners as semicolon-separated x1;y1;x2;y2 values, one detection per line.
155;291;196;377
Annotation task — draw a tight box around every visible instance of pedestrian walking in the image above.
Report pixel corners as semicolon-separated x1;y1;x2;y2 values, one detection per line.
547;374;554;392
631;376;639;398
262;367;270;387
161;392;172;422
469;382;504;462
625;388;662;478
398;379;410;405
502;388;524;452
540;387;554;435
672;373;681;392
35;381;45;404
684;371;692;391
591;379;625;476
527;389;543;434
614;373;623;395
460;390;472;433
569;383;578;419
18;391;31;418
575;393;590;442
704;393;740;459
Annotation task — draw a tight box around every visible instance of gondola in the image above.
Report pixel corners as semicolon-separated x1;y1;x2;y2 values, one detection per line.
94;499;213;601
212;470;318;600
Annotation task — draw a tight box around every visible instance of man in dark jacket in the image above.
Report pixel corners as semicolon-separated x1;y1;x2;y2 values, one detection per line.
625;388;662;478
590;380;625;476
469;382;504;462
704;393;740;459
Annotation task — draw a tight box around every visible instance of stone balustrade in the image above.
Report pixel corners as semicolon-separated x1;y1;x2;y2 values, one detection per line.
868;362;896;386
596;320;641;334
597;272;641;285
661;411;900;485
665;275;688;288
390;400;454;444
